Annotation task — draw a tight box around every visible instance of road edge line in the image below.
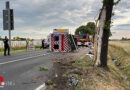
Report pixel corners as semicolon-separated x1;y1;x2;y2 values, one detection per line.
0;54;43;65
35;83;46;90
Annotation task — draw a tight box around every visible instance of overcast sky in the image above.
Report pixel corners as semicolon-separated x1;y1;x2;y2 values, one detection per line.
0;0;130;39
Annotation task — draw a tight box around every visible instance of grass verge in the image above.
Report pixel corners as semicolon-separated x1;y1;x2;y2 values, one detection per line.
46;44;130;90
47;55;127;90
0;45;42;56
108;44;130;90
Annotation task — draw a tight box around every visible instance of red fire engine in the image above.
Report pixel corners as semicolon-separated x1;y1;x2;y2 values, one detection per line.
75;34;89;46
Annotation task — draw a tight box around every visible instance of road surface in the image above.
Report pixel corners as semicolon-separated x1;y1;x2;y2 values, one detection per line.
0;50;54;90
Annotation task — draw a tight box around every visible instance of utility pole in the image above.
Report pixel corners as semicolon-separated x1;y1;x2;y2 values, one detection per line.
3;1;14;49
7;1;11;48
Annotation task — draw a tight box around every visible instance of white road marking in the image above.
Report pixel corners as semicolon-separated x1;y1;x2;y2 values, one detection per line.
35;83;46;90
0;54;45;65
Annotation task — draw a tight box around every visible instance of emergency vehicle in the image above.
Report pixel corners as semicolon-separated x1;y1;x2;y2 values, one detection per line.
75;34;89;46
50;29;77;52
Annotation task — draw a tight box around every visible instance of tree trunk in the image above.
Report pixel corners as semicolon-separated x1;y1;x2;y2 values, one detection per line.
100;0;114;67
94;0;114;67
94;20;98;62
95;9;106;66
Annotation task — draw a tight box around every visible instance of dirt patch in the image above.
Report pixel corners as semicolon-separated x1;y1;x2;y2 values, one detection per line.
46;47;88;90
50;47;88;63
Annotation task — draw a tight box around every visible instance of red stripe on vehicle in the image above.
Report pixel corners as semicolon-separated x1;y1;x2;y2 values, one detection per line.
61;34;64;51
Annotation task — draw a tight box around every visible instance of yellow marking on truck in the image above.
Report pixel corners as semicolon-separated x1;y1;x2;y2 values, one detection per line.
56;30;67;32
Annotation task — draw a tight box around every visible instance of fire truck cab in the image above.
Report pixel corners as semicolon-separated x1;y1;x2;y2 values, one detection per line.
75;34;89;46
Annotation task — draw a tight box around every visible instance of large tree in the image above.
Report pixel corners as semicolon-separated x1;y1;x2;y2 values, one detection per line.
94;0;121;67
87;22;95;32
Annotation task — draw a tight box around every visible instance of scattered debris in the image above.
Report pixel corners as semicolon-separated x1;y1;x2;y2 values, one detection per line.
89;51;94;55
112;59;118;62
46;48;88;89
112;59;121;66
39;66;49;71
86;50;94;58
55;73;58;77
68;76;78;86
86;53;94;58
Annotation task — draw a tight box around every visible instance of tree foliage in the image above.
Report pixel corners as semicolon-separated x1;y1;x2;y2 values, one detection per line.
75;22;95;35
103;0;121;37
103;0;120;7
0;36;3;40
114;0;121;5
13;37;26;41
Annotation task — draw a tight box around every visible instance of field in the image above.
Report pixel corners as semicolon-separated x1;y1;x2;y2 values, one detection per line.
109;40;130;54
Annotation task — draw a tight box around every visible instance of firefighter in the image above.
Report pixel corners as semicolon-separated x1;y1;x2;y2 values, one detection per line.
3;36;10;56
40;39;45;49
26;39;29;50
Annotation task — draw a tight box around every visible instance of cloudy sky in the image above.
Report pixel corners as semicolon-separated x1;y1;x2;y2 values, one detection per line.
0;0;130;39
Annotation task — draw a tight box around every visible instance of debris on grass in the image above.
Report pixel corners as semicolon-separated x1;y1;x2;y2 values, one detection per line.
86;51;94;58
39;66;49;71
88;51;94;55
68;76;78;86
55;73;58;77
112;59;121;66
112;59;118;62
86;53;94;58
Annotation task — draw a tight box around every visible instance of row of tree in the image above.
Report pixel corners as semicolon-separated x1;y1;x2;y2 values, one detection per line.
122;37;130;40
13;37;27;41
0;36;26;41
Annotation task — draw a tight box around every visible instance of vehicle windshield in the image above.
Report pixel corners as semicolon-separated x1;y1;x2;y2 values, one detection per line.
78;35;87;39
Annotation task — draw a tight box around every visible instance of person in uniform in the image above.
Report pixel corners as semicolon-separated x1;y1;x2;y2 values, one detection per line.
40;39;45;49
3;36;10;56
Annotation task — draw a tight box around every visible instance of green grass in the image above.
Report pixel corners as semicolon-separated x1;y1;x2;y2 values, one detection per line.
0;45;42;55
72;56;93;68
39;66;49;71
109;45;130;78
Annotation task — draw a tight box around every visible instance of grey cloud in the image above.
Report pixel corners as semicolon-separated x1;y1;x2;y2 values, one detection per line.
113;15;125;19
11;0;102;29
0;0;129;39
0;0;102;30
112;24;130;30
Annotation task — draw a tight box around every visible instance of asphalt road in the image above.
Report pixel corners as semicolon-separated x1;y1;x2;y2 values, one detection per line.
0;50;54;90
